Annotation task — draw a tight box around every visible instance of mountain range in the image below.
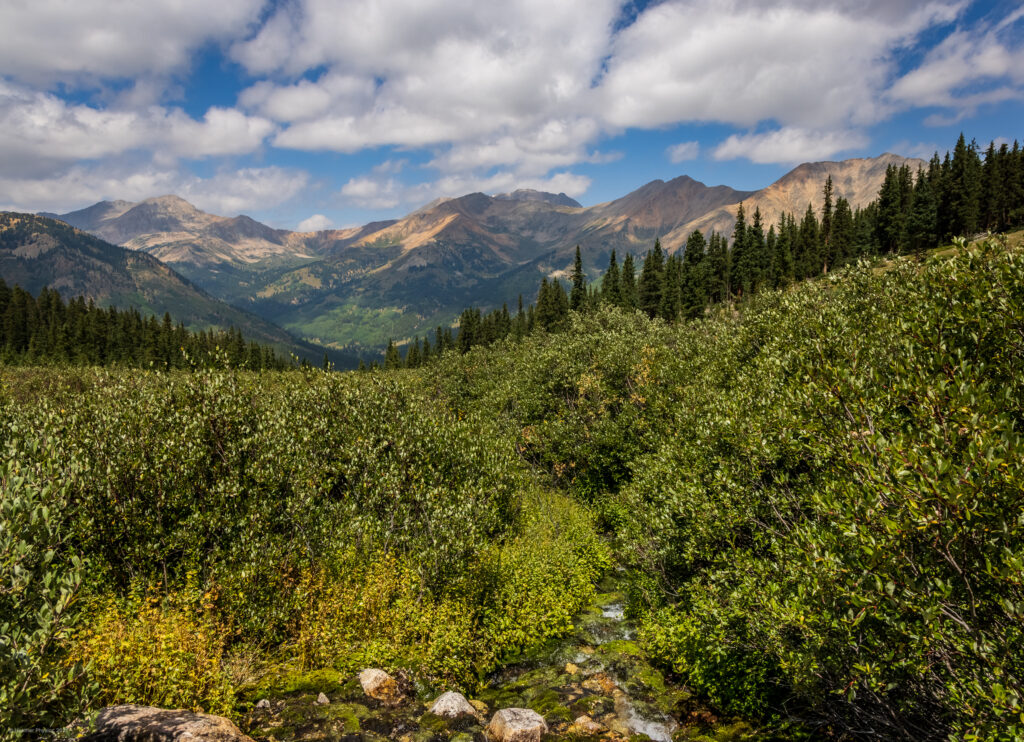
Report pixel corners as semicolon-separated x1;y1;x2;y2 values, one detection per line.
44;153;922;351
0;212;355;366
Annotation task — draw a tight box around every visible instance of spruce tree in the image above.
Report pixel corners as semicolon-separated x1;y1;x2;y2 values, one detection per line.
659;253;682;322
638;240;665;318
620;254;639;309
730;204;749;296
681;230;707;319
569;245;587;311
602;250;622;307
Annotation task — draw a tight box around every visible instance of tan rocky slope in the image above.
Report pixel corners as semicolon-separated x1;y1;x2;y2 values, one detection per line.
56;195;318;269
661;153;925;251
48;152;925;350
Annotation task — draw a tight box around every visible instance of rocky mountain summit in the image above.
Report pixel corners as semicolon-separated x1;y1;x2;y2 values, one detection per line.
50;153;923;351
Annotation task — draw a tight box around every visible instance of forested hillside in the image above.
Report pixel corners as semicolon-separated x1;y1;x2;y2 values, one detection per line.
386;134;1024;366
0;281;289;369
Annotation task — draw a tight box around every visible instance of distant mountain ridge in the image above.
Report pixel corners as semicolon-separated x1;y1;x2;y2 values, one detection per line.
0;212;353;366
50;152;924;350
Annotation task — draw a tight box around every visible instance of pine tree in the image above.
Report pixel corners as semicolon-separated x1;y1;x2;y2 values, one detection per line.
830;198;855;268
795;204;821;278
681;230;707;319
569;245;587;311
602;251;622;307
949;133;982;238
638;240;665;318
659;253;682;322
748;207;766;291
706;232;729;303
908;168;937;256
620;254;639;309
730;204;749;296
385;339;401;368
820;175;834;267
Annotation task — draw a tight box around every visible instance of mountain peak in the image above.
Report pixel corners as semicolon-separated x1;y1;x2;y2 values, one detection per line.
495;189;582;208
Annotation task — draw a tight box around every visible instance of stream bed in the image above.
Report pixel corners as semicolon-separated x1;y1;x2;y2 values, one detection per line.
240;573;755;741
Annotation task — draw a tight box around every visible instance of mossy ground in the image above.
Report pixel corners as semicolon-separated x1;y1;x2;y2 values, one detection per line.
237;572;763;741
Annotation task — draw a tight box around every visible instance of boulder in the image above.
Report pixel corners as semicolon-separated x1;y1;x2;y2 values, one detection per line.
359;668;404;705
486;708;548;742
315;692;330;705
429;691;477;719
567;715;605;737
83;705;254;742
254;699;271;710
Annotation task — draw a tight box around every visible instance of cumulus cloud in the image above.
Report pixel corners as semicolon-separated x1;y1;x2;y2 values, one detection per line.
0;82;274;176
0;163;308;216
339;169;590;211
599;0;961;131
713;128;869;164
297;214;334;232
667;141;700;163
887;14;1024;120
0;0;266;85
234;0;619;175
2;0;1018;218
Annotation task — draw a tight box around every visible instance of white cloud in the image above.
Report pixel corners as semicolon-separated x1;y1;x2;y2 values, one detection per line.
598;1;962;131
0;82;274;175
297;214;334;232
340;176;403;210
713;128;868;164
887;17;1024;120
235;0;619;171
667;141;700;163
0;0;266;85
0;163;308;216
339;169;590;211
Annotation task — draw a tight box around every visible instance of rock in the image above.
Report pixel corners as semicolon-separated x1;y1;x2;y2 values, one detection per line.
429;691;477;719
567;715;606;737
254;699;271;710
315;692;330;705
359;668;405;705
581;672;617;695
83;704;254;742
564;663;579;675
486;708;548;742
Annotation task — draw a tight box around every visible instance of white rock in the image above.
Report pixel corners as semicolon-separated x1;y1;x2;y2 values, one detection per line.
316;692;330;705
359;668;404;704
429;691;477;719
486;708;548;742
255;698;271;709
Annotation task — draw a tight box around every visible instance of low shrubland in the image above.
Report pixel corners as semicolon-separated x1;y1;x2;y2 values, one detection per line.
423;239;1024;740
2;238;1022;740
0;364;608;735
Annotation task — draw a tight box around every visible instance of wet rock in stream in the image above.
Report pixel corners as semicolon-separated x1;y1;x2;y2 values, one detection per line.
238;574;759;741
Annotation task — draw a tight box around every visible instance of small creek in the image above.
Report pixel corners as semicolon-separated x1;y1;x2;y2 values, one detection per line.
242;571;752;741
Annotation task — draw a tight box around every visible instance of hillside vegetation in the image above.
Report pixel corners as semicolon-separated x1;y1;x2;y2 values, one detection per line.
2;234;1022;740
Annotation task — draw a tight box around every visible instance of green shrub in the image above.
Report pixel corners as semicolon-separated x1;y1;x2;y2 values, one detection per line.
618;242;1024;739
0;436;88;739
71;589;234;715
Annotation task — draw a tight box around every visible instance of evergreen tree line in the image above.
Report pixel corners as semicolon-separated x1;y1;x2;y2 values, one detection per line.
372;132;1024;368
0;279;289;370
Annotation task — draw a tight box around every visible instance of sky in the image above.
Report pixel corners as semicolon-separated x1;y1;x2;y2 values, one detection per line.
0;0;1022;231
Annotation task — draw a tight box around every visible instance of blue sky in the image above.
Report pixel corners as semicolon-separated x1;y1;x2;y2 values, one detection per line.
0;0;1021;230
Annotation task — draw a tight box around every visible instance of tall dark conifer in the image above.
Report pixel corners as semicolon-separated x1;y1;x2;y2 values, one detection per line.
569;245;587;311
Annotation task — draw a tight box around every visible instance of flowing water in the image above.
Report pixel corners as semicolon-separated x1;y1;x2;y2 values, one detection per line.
241;572;753;741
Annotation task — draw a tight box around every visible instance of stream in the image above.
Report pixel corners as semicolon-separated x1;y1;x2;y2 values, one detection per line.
241;572;754;741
